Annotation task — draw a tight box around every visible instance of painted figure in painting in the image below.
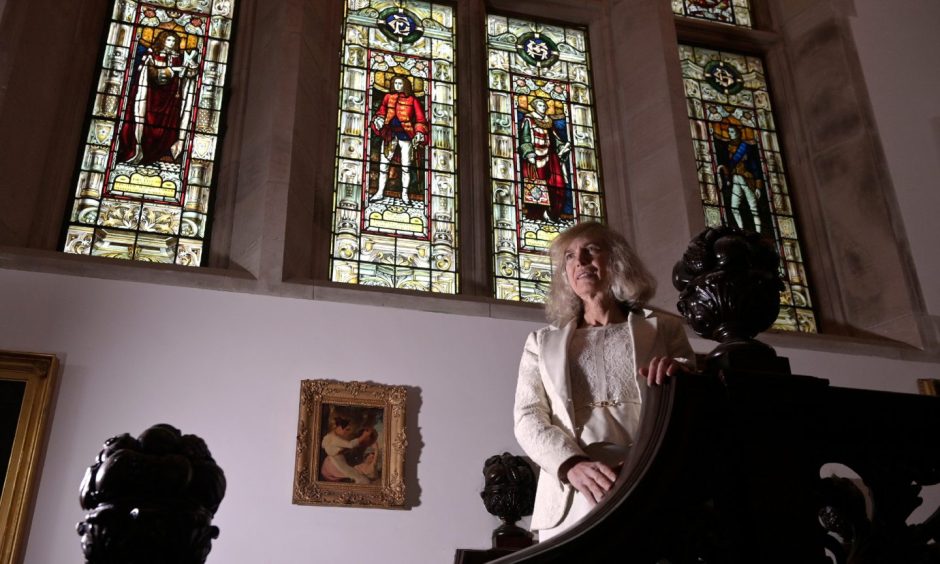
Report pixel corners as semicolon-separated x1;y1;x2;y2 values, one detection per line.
519;97;572;223
713;123;769;234
370;75;428;203
320;410;380;484
117;28;199;166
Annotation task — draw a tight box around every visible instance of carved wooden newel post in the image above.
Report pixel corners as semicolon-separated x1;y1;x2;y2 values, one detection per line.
456;453;536;563
671;226;829;562
481;452;536;550
76;424;226;564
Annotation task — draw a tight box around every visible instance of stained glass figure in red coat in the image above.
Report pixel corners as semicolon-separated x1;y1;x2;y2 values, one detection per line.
370;76;428;203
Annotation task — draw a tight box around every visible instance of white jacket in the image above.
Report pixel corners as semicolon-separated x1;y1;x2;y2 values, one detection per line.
513;309;694;530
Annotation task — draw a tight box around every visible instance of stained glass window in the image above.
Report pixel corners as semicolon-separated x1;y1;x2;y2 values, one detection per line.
486;16;604;302
329;0;458;293
672;0;752;28
680;45;816;332
63;0;235;266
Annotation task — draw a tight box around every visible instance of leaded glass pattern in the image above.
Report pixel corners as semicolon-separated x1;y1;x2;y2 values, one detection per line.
672;0;752;28
329;0;458;293
680;45;816;332
63;0;235;266
486;16;604;303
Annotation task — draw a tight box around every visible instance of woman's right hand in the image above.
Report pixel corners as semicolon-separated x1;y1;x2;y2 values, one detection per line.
564;458;619;505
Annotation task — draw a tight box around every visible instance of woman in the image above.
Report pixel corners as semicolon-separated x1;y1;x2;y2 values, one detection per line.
514;222;694;541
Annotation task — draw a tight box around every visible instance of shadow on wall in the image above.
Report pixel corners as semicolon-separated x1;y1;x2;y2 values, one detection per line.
404;385;423;508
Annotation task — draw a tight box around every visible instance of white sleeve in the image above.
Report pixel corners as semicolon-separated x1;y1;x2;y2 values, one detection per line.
321;433;360;456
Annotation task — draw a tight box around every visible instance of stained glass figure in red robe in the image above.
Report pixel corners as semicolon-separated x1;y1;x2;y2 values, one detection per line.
519;97;572;222
117;29;198;166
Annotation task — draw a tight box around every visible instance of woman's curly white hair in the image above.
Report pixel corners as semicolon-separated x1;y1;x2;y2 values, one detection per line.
544;222;656;327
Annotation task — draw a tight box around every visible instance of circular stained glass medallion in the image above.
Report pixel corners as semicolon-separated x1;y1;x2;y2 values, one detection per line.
516;32;560;69
377;7;424;44
704;60;744;95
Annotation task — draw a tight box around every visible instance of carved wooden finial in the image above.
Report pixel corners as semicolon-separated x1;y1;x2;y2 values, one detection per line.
76;424;226;564
480;452;536;549
673;226;790;374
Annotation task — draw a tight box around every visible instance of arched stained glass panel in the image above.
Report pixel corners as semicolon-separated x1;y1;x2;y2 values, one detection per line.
63;0;236;266
672;0;753;28
679;44;817;332
330;0;458;293
486;16;605;303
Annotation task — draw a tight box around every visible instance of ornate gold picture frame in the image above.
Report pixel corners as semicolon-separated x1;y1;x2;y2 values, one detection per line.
293;380;406;509
917;379;939;396
0;351;58;564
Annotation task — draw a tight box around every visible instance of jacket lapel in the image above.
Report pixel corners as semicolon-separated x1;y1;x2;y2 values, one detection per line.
540;320;577;429
630;308;658;383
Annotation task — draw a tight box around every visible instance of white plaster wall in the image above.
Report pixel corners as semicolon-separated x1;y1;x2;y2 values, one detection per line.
3;266;939;564
2;268;536;564
850;0;940;317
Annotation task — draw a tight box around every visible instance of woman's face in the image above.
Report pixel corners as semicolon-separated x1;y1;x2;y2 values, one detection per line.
563;233;612;301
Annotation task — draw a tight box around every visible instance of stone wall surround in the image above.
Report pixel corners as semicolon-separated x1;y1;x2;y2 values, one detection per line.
0;0;936;360
772;0;929;348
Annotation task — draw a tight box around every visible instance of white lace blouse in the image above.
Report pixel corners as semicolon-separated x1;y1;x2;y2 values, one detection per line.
568;321;641;463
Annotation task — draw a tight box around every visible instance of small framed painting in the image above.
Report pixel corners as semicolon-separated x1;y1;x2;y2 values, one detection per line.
292;379;407;509
917;379;939;396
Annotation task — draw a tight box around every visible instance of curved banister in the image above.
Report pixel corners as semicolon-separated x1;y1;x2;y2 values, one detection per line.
490;368;940;564
491;370;725;563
